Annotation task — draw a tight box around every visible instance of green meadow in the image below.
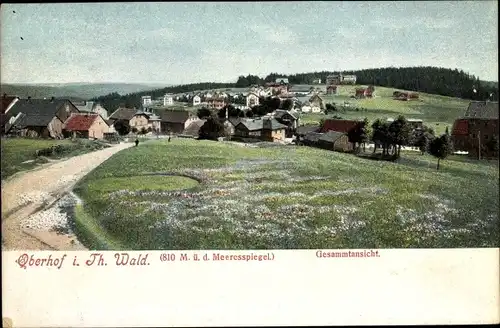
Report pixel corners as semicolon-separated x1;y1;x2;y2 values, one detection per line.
301;85;471;135
72;138;499;250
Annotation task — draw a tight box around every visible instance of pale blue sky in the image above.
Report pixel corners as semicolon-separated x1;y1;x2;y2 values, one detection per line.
1;1;498;84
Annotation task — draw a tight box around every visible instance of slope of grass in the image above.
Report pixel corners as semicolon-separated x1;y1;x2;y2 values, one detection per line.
74;138;499;250
301;85;471;135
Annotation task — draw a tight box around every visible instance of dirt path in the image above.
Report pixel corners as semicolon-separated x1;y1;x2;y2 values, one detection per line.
1;142;133;251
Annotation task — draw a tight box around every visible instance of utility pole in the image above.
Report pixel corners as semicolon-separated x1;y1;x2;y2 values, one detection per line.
478;130;481;160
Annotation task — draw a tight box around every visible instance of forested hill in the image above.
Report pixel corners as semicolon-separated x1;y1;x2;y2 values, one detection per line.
92;66;498;112
260;67;498;100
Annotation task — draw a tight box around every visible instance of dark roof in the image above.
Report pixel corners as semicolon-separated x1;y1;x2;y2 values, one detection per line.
274;109;299;120
228;117;242;126
8;98;73;117
320;119;360;133
236;118;287;131
15;114;60;128
318;130;346;143
1;96;18;114
463;101;499;119
296;124;320;135
303;132;323;142
109;107;136;121
160;110;191;123
6;98;76;127
64;113;100;131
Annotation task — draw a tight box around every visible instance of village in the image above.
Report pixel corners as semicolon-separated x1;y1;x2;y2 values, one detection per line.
1;73;498;159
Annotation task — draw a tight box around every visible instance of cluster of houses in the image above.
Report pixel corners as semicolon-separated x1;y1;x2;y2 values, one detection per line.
0;94;206;139
0;96;111;139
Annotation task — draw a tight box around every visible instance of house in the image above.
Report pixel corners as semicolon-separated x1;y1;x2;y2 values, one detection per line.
273;109;300;137
207;98;227;110
326;75;341;85
160;110;197;134
309;94;325;112
205;92;213;99
301;131;324;146
342;74;357;84
1;95;20;134
63;113;109;139
222;117;242;137
246;92;260;108
326;74;357;85
234;117;287;142
129;109;150;132
74;101;108;119
183;119;206;137
355;87;374;98
326;85;338;95
163;94;174;106
108;107;137;125
319;119;360;134
275;78;289;85
318;131;353;152
296;124;320;137
312;78;322;84
192;95;201;106
4;97;80;138
451;101;499;158
301;102;312;113
142;96;152;106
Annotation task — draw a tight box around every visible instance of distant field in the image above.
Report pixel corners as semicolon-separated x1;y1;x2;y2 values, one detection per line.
301;85;471;135
73;138;499;250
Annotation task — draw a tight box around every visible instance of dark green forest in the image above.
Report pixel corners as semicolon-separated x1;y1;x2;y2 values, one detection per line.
91;66;498;112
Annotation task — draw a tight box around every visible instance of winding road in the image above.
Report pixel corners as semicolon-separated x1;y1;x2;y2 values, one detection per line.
1;142;133;251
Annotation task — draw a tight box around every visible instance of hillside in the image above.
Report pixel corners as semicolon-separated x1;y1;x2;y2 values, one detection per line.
91;66;498;113
301;84;472;135
0;83;169;101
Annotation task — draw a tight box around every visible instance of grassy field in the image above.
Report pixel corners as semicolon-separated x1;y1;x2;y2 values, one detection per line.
0;138;110;180
301;85;471;136
73;138;499;250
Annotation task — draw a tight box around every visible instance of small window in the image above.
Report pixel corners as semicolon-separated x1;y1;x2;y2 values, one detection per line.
485;135;488;140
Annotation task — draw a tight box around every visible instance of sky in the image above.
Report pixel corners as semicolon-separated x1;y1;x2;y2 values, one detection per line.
1;1;498;84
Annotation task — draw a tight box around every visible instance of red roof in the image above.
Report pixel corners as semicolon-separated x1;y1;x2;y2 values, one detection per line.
320;119;360;133
451;119;469;136
64;113;99;131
